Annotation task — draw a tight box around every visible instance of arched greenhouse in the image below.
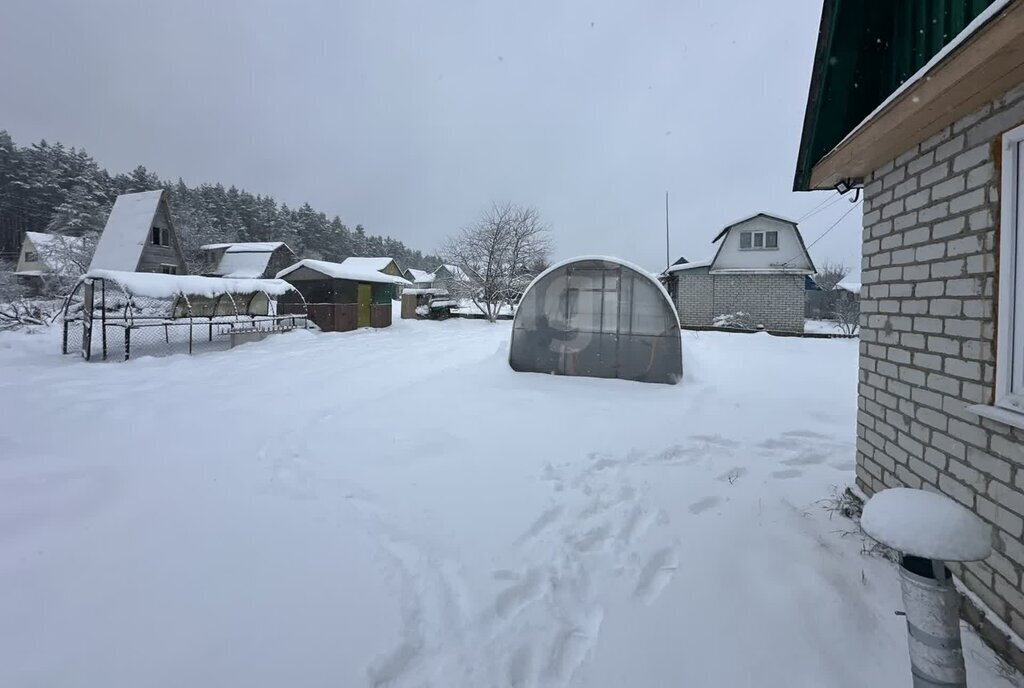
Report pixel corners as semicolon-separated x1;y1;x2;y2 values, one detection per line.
509;257;683;384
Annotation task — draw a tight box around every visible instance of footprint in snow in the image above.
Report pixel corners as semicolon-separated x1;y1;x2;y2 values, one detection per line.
688;434;740;448
634;548;679;604
495;569;547;620
544;607;604;682
782;450;827;466
782;429;831;439
688;496;722;514
508;645;535;687
772;468;803;479
618;505;658;545
516;505;564;544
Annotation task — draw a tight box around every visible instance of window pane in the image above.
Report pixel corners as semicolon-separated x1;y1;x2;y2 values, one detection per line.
151;227;160;245
766;231;778;248
601;289;618;333
740;232;751;249
753;232;764;248
618;273;634;334
567;288;601;332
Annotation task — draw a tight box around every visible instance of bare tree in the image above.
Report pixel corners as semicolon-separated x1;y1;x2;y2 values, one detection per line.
807;260;854;321
441;202;552;322
35;232;98;278
832;288;860;335
812;261;849;292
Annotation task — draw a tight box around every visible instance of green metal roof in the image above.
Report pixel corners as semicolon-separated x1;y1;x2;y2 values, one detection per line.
793;0;997;191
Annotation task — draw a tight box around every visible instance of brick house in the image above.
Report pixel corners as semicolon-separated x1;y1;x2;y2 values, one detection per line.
795;0;1024;668
662;213;815;332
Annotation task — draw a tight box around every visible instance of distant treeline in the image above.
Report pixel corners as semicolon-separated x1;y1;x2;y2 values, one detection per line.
0;130;441;271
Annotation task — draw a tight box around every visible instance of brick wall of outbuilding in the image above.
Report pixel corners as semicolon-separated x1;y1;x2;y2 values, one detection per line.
673;267;805;332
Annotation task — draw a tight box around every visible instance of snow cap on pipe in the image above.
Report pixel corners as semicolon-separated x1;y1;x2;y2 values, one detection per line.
861;487;991;562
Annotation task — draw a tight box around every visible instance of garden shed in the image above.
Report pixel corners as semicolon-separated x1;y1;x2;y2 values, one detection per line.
276;259;409;332
509;256;682;384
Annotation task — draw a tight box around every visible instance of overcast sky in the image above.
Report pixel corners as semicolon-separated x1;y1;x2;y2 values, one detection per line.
0;0;862;272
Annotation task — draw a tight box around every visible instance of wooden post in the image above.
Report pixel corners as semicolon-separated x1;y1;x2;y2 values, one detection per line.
101;280;107;360
81;281;94;361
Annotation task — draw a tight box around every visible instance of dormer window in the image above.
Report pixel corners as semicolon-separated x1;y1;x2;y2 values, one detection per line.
151;226;168;246
739;230;778;250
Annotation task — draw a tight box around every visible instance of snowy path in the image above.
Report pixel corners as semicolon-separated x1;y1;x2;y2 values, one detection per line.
0;320;1019;687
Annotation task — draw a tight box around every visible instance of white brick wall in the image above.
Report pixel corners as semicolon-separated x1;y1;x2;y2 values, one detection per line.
857;81;1024;667
674;268;805;331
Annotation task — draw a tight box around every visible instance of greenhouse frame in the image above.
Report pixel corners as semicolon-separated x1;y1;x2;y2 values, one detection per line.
509;257;683;384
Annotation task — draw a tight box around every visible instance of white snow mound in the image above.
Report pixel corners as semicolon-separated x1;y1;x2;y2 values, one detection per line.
861;487;992;562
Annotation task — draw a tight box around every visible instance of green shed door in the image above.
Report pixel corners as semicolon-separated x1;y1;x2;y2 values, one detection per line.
358;283;372;327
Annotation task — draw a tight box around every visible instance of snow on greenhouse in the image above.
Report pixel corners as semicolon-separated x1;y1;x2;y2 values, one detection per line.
509;256;683;384
62;269;308;361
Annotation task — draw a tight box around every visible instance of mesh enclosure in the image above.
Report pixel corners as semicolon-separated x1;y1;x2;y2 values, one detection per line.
509;258;683;384
61;276;307;361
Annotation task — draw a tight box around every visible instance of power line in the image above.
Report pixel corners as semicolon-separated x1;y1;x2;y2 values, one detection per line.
781;199;863;268
798;191;844;222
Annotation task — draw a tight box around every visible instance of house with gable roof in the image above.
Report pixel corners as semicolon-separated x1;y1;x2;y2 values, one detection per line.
88;190;186;275
662;213;816;332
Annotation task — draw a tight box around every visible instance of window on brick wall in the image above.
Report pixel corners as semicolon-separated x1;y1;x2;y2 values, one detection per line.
997;122;1024;412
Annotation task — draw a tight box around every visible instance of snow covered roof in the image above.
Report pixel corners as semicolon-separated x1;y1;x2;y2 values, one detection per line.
402;287;447;295
711;213;799;244
407;268;435;284
861;487;991;562
665;257;712;274
339;257;397;273
200;242;285;252
201;243;292;279
836;281;861;295
434;264;472;281
276;259;410;285
89;190;166;271
23;232;88;274
213;251;274;279
84;269;295;298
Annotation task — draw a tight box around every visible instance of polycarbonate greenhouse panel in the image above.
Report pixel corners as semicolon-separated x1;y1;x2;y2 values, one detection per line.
509;257;682;384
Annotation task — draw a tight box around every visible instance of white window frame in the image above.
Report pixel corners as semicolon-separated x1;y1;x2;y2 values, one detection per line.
739;230;779;251
159;264;177;275
996;122;1024;413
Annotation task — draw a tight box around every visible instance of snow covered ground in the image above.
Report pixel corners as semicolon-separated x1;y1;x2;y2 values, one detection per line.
804;318;856;335
0;317;1019;687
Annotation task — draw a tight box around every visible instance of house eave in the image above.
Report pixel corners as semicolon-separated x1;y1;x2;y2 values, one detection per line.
805;0;1024;190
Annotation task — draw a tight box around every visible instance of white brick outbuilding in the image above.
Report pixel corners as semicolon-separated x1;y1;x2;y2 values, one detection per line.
663;213;815;332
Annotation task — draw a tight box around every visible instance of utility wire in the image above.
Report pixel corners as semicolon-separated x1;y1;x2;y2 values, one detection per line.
798;191;844;222
781;199;863;268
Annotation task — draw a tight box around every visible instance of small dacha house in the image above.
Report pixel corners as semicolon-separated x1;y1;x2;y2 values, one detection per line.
662;213;816;332
200;242;297;279
15;231;90;281
795;0;1024;669
88;189;187;275
276;258;409;332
